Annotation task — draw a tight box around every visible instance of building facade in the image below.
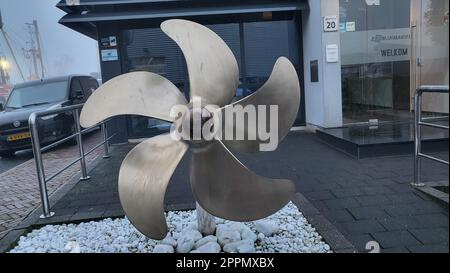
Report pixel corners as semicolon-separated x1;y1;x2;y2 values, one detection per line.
58;0;449;143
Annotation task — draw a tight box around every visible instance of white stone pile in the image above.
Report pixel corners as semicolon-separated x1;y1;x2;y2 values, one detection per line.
9;202;331;253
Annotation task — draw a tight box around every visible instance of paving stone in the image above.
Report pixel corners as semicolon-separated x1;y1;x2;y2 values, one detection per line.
378;214;449;231
407;244;449;253
362;186;395;196
309;183;342;191
321;209;355;223
409;228;449;245
384;203;445;217
324;198;361;210
372;230;422;249
381;246;411;253
387;184;416;193
331;188;365;198
305;190;335;201
385;192;428;204
346;234;375;252
355;195;392;206
365;170;397;180
348;207;390;220
369;178;396;186
340;220;386;235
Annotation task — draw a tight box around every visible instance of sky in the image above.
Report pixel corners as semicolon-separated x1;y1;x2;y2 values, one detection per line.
0;0;99;84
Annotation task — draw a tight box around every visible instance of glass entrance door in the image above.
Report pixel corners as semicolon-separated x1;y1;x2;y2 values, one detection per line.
340;0;413;124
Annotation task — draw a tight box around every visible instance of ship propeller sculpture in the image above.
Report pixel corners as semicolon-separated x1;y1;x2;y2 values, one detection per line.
80;19;301;240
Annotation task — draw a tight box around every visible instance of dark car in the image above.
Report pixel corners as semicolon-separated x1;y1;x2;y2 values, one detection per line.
0;75;99;158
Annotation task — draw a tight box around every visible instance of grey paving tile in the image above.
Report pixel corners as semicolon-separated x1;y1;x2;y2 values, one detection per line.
387;184;416;193
356;195;392;206
340;220;386;235
306;190;335;201
346;234;375;252
362;186;395;196
407;244;449;253
409;228;449;245
331;188;365;198
348;206;390;220
384;203;446;217
385;192;428;204
321;209;355;223
324;198;361;210
381;246;411;253
378;214;449;231
372;230;422;249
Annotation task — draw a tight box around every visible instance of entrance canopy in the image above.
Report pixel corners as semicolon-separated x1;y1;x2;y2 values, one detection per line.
58;0;308;39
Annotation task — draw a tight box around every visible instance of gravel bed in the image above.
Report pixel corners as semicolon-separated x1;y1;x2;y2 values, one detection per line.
9;202;331;253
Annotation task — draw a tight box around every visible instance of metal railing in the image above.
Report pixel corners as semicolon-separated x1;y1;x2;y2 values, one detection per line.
413;85;449;187
29;103;115;218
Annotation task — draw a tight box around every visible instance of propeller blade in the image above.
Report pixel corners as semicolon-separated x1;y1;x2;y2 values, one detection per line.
190;140;295;222
220;57;300;153
118;134;188;239
80;71;187;128
161;19;239;107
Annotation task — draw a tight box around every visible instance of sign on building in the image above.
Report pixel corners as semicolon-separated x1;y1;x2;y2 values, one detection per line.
323;16;339;32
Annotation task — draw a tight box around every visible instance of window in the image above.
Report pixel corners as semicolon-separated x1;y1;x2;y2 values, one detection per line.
6;81;68;109
340;0;412;124
123;19;302;138
80;77;97;99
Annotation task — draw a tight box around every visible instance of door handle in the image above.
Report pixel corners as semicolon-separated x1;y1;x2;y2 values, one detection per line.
417;57;424;67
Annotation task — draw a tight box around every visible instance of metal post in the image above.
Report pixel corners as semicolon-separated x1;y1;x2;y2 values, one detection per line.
412;92;424;187
29;113;54;218
101;122;110;158
74;108;90;181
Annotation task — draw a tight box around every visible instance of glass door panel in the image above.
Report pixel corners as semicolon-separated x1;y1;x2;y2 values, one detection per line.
340;0;413;124
411;0;449;115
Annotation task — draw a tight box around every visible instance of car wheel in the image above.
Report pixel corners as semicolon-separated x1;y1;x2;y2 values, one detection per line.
65;123;78;146
0;151;16;158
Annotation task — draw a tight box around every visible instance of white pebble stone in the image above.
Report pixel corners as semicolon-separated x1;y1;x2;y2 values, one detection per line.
194;235;217;249
152;244;174;253
195;242;221;253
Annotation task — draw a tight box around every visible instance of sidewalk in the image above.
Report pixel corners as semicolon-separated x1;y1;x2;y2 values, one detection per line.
3;131;449;253
0;132;104;239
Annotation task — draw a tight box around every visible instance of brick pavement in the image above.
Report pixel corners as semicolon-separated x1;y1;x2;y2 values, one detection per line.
0;132;104;238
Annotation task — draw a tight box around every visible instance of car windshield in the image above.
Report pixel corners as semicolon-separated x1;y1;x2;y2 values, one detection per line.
5;81;68;109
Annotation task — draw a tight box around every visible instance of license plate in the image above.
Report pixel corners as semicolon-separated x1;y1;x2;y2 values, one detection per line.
7;132;31;141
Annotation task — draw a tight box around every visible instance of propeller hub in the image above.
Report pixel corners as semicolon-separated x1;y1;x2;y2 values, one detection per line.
176;107;217;145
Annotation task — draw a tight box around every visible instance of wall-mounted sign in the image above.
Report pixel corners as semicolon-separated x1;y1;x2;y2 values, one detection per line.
101;49;119;62
341;28;411;65
346;22;356;32
339;23;347;32
326;44;339;63
323;16;339;32
100;36;117;48
310;60;319;83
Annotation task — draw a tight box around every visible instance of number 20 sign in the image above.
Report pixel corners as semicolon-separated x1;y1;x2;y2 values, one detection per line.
323;16;339;32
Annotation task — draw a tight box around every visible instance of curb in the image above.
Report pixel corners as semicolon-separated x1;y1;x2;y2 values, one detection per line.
291;193;358;253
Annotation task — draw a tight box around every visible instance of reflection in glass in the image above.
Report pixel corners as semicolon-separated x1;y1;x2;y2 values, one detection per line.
340;0;412;124
122;20;301;138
